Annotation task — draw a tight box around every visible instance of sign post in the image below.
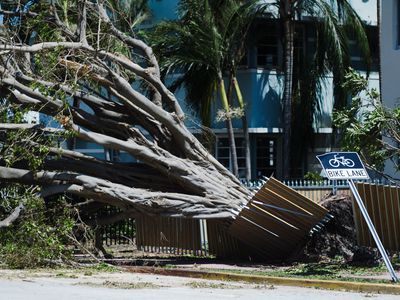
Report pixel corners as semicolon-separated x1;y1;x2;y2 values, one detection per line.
317;152;398;282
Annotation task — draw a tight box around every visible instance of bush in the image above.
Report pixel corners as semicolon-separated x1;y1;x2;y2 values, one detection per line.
303;171;323;182
0;185;75;268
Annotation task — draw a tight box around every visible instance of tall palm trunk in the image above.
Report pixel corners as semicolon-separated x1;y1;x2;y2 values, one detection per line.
282;2;294;179
218;74;239;178
233;76;251;180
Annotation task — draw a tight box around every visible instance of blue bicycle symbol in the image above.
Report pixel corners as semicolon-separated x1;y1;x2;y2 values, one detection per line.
328;154;355;168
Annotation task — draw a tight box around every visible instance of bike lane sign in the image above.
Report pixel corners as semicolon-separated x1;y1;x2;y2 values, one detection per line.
316;152;369;180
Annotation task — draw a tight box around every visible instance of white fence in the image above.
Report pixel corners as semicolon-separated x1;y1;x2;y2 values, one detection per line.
241;179;391;203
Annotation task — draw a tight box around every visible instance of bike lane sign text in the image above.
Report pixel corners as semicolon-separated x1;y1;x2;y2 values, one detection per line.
316;152;369;180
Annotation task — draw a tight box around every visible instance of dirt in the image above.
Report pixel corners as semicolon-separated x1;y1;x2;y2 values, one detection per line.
298;192;380;263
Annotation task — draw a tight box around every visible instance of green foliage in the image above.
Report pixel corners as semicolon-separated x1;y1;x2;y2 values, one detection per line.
303;171;324;182
0;185;75;268
333;69;400;174
92;262;118;273
0;95;76;170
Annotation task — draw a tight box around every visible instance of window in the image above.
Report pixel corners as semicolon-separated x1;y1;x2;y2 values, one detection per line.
256;24;279;69
216;137;246;178
216;136;277;179
255;137;276;178
348;26;378;71
293;26;305;66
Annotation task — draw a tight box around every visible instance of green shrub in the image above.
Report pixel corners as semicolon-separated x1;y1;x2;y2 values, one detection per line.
0;185;75;268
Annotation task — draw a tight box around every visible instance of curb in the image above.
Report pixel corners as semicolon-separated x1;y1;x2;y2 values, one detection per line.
123;266;400;295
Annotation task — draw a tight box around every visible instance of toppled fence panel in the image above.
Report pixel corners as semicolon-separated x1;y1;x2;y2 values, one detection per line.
228;177;329;259
353;183;400;251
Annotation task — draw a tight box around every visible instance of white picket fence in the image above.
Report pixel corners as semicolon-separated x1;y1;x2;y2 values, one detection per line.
241;179;390;203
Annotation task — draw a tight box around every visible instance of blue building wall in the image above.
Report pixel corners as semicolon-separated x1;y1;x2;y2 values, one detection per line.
209;70;283;131
147;0;179;23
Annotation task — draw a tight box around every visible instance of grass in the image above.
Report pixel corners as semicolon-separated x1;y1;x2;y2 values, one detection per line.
195;261;400;284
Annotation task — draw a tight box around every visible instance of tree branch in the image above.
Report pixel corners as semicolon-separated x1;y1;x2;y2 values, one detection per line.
0;203;24;228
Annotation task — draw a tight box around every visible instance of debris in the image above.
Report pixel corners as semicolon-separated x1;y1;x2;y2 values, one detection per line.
298;193;380;263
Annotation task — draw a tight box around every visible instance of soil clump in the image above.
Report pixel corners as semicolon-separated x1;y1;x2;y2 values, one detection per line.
298;193;380;264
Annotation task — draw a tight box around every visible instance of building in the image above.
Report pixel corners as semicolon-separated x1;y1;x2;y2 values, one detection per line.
146;0;380;179
380;0;400;180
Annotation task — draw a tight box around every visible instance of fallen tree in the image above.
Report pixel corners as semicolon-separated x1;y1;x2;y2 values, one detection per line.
0;0;250;223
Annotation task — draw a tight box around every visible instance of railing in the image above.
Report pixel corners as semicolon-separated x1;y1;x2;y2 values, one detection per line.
241;178;391;202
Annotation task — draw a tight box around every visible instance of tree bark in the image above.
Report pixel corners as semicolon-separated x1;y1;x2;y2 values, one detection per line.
233;76;251;180
281;1;294;179
218;75;239;178
0;204;24;228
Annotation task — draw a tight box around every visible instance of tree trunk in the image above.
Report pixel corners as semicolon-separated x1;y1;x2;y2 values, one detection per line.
233;76;251;180
282;2;294;179
219;75;239;178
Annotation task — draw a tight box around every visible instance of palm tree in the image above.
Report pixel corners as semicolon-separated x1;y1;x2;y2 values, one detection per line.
107;0;151;31
263;0;371;178
150;0;257;178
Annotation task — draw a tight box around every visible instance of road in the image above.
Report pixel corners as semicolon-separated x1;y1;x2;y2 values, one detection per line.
0;270;398;300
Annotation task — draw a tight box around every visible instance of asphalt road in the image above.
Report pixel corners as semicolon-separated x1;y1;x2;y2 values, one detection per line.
1;276;399;300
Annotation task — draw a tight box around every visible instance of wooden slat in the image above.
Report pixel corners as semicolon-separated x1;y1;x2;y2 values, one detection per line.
390;186;400;250
246;204;301;240
363;183;374;246
267;178;328;215
254;189;318;230
379;184;391;249
230;217;288;258
369;184;382;247
352;184;363;246
357;183;372;246
383;186;395;250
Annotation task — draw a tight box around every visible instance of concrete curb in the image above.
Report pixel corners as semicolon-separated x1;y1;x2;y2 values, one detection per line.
124;266;400;295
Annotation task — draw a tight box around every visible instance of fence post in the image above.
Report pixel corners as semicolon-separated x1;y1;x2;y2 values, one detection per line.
333;180;337;195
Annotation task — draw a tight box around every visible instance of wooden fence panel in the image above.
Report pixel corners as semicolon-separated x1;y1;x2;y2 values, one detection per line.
228;177;329;259
353;183;400;251
135;215;202;255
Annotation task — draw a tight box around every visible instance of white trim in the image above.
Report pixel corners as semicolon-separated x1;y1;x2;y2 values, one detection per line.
313;128;333;133
248;127;282;133
74;148;104;153
237;69;281;75
210;127;283;134
190;127;335;134
167;69;379;80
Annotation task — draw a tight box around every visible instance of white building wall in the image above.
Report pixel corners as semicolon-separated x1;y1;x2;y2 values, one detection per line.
380;0;400;179
348;0;377;25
